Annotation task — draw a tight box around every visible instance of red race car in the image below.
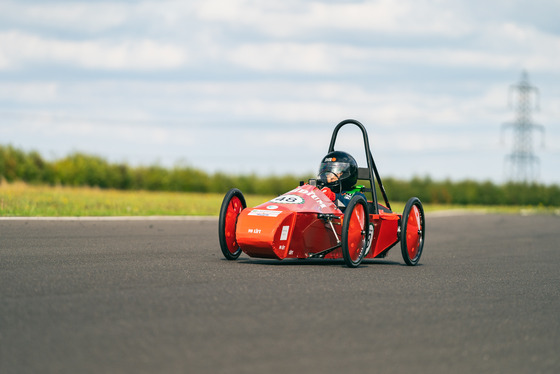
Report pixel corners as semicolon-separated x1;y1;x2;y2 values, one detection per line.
218;119;425;268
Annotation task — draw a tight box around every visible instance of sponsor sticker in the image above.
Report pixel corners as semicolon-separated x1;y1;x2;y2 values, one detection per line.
266;205;279;210
248;209;283;217
293;187;328;209
280;225;290;241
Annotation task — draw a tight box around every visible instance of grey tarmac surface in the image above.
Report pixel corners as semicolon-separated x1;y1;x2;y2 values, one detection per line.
1;213;559;374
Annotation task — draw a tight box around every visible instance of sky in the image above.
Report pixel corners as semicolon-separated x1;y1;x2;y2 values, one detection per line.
1;0;559;184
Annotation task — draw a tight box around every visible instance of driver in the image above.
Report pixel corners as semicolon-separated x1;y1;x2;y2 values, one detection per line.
317;151;366;208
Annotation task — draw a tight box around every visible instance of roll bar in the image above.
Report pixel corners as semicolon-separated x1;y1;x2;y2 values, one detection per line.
328;119;392;213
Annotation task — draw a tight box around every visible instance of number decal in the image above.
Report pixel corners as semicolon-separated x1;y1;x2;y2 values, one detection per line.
270;195;305;204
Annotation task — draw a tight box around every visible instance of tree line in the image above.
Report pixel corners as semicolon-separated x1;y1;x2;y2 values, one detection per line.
1;145;558;206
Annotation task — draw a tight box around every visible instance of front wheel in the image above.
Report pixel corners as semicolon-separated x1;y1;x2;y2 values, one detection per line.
341;195;369;268
218;188;246;260
400;197;425;266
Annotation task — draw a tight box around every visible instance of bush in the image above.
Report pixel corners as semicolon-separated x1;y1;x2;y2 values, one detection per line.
0;145;558;206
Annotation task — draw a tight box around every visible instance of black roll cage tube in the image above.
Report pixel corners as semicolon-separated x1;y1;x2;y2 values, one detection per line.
327;119;392;214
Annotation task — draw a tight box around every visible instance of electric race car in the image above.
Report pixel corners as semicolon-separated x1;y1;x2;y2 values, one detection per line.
218;119;425;268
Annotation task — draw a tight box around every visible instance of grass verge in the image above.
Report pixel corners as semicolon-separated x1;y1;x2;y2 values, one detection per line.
0;182;272;217
1;182;558;217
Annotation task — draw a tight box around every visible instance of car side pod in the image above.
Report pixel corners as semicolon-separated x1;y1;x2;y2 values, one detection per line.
235;209;297;260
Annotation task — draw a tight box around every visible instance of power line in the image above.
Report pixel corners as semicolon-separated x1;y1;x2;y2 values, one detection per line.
501;70;545;183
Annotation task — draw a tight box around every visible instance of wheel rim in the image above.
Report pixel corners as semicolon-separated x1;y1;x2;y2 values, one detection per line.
347;203;367;263
224;196;243;254
406;205;422;260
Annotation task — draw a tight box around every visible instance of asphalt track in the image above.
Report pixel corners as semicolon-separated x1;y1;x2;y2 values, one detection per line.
1;213;559;374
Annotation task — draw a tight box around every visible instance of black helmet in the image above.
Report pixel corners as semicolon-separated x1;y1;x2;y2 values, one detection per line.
317;151;358;191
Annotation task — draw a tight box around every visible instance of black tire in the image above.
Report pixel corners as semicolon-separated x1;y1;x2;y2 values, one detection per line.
400;197;425;266
341;195;369;268
218;188;246;260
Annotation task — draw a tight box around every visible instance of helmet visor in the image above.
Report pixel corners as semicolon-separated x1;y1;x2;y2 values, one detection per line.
318;162;351;179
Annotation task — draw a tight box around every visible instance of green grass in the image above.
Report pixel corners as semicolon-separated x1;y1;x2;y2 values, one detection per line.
0;182;272;217
1;182;558;217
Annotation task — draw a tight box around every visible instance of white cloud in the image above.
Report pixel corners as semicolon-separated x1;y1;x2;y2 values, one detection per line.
228;43;338;73
1;0;559;183
227;32;560;74
0;1;130;33
0;31;188;70
195;0;472;37
3;0;559;74
0;82;59;102
1;79;509;136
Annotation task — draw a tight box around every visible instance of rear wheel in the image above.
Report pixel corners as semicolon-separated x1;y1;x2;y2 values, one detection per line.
400;197;425;266
341;195;369;268
218;188;246;260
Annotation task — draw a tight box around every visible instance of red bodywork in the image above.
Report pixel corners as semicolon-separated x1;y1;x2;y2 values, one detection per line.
236;184;400;260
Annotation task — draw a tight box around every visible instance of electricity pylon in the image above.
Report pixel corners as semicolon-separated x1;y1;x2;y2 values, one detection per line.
501;70;545;182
